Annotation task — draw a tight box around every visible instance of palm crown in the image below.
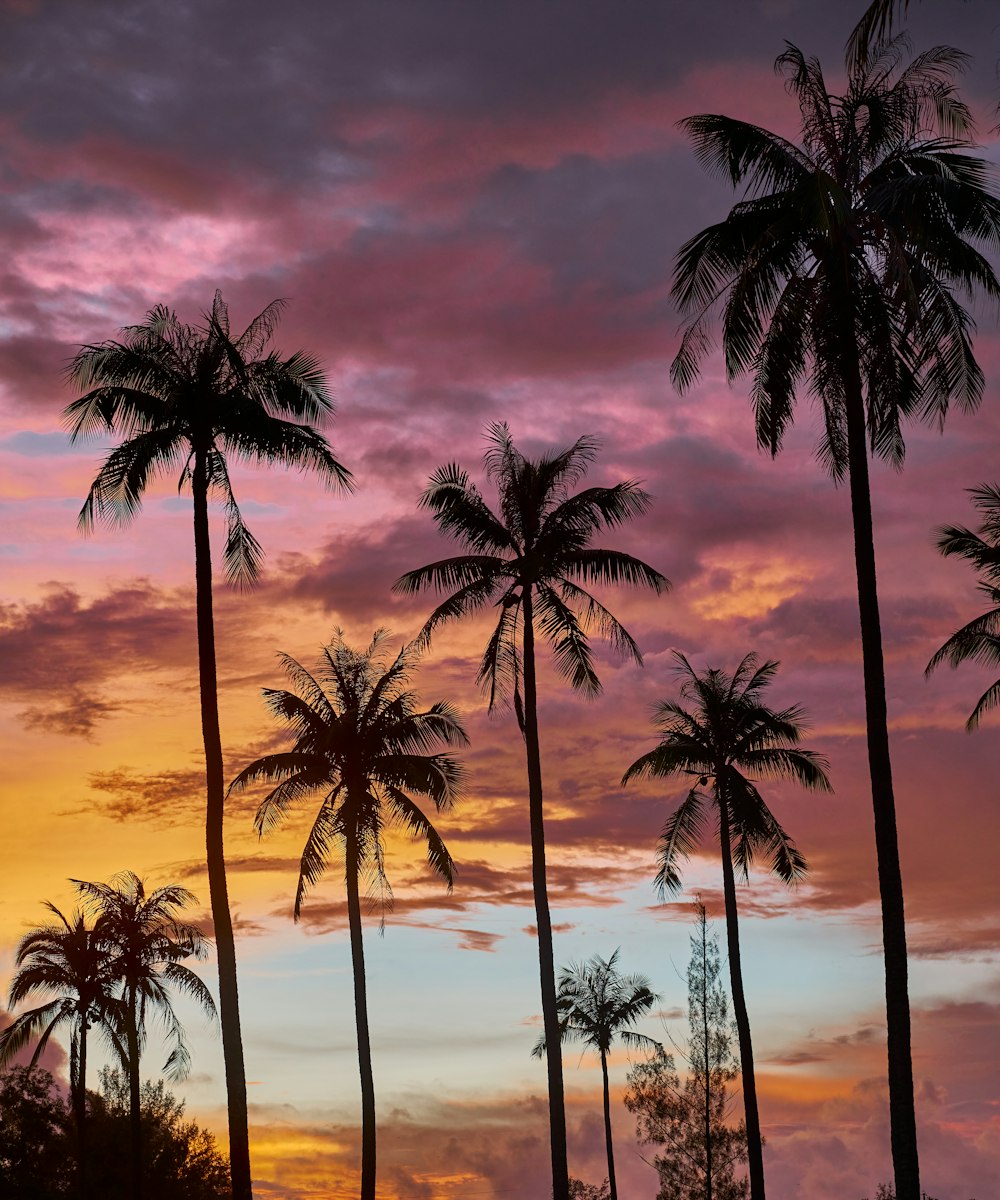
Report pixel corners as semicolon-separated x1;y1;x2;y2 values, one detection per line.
671;37;1000;477
73;872;216;1082
393;422;667;710
64;291;352;586
0;904;123;1083
229;630;468;916
533;948;660;1060
623;653;831;893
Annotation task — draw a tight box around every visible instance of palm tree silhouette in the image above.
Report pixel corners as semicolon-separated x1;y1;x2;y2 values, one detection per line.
228;631;467;1200
393;422;667;1200
926;484;1000;727
64;292;352;1199
74;872;217;1200
0;902;123;1198
532;949;660;1200
669;41;1000;1200
622;653;830;1200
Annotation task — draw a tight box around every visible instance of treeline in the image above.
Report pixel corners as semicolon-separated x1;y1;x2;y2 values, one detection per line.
0;1066;228;1199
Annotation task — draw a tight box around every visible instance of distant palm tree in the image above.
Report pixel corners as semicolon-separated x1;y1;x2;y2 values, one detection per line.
622;653;830;1200
74;872;217;1200
669;40;1000;1200
228;631;467;1200
64;292;352;1199
0;903;122;1198
393;422;667;1200
533;949;660;1200
926;484;1000;727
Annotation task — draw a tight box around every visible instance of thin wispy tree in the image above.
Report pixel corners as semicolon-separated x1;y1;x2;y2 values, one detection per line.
393;422;667;1200
64;293;352;1198
228;631;466;1200
623;653;830;1200
669;39;1000;1199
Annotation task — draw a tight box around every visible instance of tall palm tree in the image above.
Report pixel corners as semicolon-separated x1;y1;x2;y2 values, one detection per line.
669;41;1000;1200
228;631;466;1200
532;949;660;1200
0;902;123;1198
393;422;667;1200
64;292;352;1199
74;872;217;1200
622;653;830;1200
926;484;1000;726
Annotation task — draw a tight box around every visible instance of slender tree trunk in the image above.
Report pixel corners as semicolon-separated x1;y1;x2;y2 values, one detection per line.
127;985;142;1200
842;361;919;1200
521;588;570;1200
600;1049;618;1200
76;1020;88;1200
345;842;377;1200
192;452;253;1200
717;801;764;1200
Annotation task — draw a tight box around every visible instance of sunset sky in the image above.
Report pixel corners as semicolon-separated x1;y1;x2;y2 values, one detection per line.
1;1;999;1197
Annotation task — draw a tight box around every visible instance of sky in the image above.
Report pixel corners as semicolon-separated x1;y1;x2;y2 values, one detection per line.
1;0;999;1197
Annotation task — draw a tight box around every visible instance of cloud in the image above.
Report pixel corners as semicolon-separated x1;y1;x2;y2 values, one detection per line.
0;581;194;736
79;765;259;826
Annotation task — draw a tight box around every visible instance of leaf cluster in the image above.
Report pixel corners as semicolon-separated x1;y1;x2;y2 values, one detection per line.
622;652;830;894
229;631;468;919
671;38;1000;481
393;422;667;713
64;291;352;589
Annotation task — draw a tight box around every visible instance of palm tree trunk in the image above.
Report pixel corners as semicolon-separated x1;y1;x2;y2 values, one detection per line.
345;842;377;1200
600;1049;617;1200
76;1020;88;1200
127;985;142;1200
842;362;919;1200
192;451;253;1200
521;588;570;1200
718;802;764;1200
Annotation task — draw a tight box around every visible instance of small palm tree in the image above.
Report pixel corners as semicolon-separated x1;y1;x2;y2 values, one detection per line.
622;653;831;1200
0;903;123;1198
393;422;667;1200
64;292;352;1200
669;40;1000;1200
926;484;1000;727
228;631;467;1200
533;949;660;1200
74;872;217;1200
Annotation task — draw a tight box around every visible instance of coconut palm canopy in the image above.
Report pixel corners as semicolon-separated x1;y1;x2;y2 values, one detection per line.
2;2;1000;1198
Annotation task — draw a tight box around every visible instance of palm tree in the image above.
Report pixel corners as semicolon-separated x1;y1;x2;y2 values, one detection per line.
0;902;123;1198
622;653;830;1200
669;41;1000;1200
532;949;659;1200
74;871;218;1200
228;631;466;1200
393;422;667;1200
926;484;1000;726
64;292;352;1199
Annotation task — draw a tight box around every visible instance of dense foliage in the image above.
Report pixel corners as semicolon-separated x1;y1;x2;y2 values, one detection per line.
0;1067;228;1199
